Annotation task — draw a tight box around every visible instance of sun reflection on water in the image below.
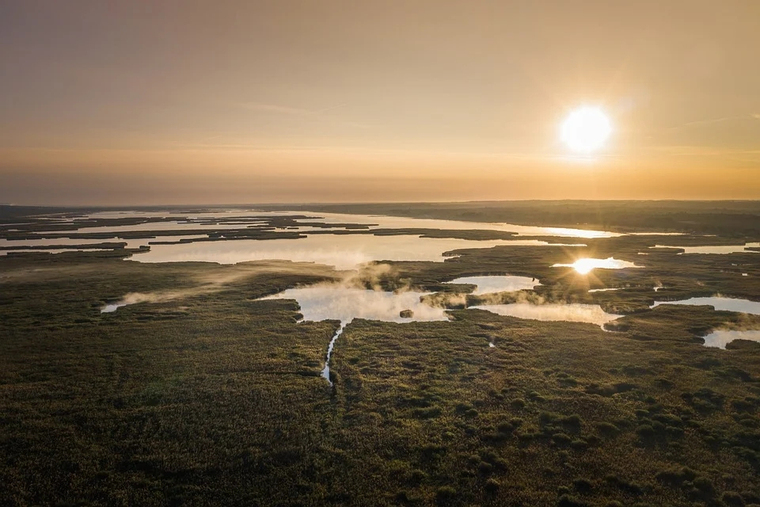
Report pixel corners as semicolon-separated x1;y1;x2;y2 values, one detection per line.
553;257;641;275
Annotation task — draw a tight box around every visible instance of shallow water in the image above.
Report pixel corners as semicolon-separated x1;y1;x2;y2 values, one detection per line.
445;275;540;295
1;248;115;256
7;209;694;268
471;303;621;328
304;212;621;238
0;237;141;247
0;235;208;255
588;288;622;293
262;285;449;383
650;243;760;255
22;209;636;239
651;296;760;315
131;235;574;269
701;329;760;349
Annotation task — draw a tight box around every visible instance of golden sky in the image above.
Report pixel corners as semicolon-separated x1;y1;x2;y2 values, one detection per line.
1;1;759;204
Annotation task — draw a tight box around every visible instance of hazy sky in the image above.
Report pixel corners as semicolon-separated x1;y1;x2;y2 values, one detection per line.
1;0;759;204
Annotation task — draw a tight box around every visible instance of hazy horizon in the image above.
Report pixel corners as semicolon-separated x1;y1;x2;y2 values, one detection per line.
2;1;759;204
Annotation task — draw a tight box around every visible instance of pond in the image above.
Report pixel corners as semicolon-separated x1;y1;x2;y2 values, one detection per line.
444;275;540;295
651;296;760;316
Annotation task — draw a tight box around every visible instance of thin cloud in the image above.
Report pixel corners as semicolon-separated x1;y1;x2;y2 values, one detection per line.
237;102;314;116
675;114;759;129
234;101;370;129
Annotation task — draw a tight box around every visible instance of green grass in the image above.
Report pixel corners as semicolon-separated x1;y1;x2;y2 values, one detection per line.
2;203;760;506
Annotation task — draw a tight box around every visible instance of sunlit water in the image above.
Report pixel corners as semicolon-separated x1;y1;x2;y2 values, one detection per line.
650;243;760;255
262;285;449;384
6;209;693;267
552;257;641;274
16;209;673;239
701;330;760;349
470;303;621;328
445;275;540;295
651;296;760;315
131;235;578;269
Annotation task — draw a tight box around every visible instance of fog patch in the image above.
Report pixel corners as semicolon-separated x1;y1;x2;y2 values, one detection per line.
100;260;339;313
651;296;760;316
263;285;448;324
471;303;621;328
101;291;182;313
445;275;540;295
261;278;449;385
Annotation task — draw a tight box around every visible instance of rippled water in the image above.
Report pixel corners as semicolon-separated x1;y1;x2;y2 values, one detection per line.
651;296;760;315
444;275;540;295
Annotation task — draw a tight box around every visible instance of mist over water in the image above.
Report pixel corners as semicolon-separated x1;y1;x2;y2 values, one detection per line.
264;285;449;323
445;275;540;295
262;284;449;384
471;303;622;328
132;235;566;269
652;297;760;316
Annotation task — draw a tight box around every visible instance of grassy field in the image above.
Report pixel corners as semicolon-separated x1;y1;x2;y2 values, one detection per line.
2;203;760;506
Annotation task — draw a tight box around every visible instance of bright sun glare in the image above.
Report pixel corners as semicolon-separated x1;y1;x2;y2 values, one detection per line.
571;258;598;275
561;106;612;154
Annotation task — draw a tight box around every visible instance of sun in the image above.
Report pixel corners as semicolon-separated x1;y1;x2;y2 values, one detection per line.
561;106;612;154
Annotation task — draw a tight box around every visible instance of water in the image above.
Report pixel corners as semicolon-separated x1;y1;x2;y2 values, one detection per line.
131;235;576;269
306;212;620;238
12;209;661;240
262;285;449;384
588;288;621;293
651;297;760;315
444;275;540;295
701;330;760;349
470;303;621;328
7;209;694;267
1;248;114;256
0;235;208;256
101;303;128;313
552;257;641;274
0;237;145;248
650;243;760;255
